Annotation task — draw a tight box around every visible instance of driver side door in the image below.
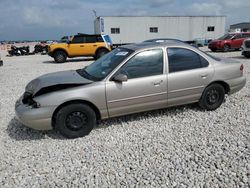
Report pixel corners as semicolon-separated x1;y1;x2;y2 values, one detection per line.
105;49;168;117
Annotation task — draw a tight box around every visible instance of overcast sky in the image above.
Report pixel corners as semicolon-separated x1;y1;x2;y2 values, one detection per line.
0;0;249;40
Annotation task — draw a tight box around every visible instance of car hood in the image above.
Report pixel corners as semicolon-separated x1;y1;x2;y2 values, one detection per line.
25;70;93;96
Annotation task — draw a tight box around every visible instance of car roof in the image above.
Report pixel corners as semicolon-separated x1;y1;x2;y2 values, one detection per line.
122;41;192;51
143;38;183;43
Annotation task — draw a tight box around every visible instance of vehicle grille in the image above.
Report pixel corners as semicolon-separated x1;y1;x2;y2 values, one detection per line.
245;40;250;48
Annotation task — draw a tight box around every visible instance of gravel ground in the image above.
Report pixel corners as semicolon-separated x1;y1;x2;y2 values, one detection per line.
0;48;249;187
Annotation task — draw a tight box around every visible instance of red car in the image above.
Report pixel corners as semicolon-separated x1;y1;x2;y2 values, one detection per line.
208;32;250;52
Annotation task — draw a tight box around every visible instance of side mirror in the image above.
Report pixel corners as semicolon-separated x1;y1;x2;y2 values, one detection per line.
112;74;128;82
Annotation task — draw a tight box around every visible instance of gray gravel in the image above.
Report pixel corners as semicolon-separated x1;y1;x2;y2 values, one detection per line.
0;48;249;187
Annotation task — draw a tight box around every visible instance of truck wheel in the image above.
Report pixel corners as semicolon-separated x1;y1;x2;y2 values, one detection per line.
95;49;109;59
55;103;96;138
54;51;67;63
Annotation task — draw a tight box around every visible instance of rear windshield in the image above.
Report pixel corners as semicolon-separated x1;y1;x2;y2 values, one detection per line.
196;48;221;61
205;53;221;61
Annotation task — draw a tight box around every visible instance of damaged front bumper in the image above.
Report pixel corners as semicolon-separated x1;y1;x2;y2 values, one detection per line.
15;95;55;130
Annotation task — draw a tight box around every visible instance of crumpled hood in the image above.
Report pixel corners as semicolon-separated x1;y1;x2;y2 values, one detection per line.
25;70;93;95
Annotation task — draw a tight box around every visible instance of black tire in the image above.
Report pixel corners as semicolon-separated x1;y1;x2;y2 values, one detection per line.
244;54;250;58
199;84;225;111
54;50;67;63
223;44;230;52
95;49;109;59
211;48;217;52
55;103;96;138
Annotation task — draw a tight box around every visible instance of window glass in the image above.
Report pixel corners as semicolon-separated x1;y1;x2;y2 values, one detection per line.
207;26;215;32
234;34;242;39
150;27;158;33
83;48;133;81
167;48;203;73
111;28;120;34
84;36;97;43
118;49;163;79
200;55;209;67
96;35;104;42
242;34;250;38
71;36;85;43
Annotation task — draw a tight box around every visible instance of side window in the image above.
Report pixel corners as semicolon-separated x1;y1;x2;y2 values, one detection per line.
200;55;209;67
85;36;97;43
96;35;104;42
119;49;163;79
71;36;85;43
234;34;242;39
167;48;208;73
243;34;250;38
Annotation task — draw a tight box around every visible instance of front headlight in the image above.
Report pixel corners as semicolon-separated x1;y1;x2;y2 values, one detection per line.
22;92;40;108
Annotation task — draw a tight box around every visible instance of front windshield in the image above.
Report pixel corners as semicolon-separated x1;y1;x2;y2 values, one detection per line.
78;48;133;81
218;34;234;40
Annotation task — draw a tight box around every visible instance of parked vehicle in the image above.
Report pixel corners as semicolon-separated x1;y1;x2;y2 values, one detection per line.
33;42;49;54
8;45;30;56
208;32;250;52
242;38;250;58
48;33;112;63
15;42;246;138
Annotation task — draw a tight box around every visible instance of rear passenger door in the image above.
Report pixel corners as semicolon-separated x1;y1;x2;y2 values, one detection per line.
82;36;99;55
166;47;214;106
68;36;86;56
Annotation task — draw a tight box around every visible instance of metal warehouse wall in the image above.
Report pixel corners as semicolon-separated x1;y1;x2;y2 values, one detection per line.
95;16;226;44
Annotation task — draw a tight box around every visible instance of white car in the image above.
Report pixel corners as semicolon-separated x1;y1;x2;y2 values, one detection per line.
242;38;250;58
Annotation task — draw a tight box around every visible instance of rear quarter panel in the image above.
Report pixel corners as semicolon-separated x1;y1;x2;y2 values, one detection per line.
212;59;246;94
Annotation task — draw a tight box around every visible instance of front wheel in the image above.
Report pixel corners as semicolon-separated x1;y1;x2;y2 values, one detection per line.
211;48;217;52
199;84;225;110
55;103;96;138
223;44;230;52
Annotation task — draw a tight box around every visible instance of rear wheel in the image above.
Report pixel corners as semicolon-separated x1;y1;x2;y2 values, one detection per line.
55;103;96;138
95;49;109;59
54;50;67;63
199;84;225;110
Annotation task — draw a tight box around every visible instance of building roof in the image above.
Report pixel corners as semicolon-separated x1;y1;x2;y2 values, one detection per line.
230;22;250;29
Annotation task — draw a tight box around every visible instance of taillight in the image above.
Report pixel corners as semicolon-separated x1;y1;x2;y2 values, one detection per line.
240;64;244;72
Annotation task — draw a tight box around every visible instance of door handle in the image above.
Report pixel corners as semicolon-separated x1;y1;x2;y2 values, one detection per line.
153;80;163;86
93;45;97;47
80;45;84;47
200;74;208;79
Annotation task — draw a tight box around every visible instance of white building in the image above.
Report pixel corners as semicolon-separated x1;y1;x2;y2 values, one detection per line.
94;16;226;44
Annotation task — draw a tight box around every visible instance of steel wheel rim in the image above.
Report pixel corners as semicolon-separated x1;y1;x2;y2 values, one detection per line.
65;111;88;131
206;89;220;105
